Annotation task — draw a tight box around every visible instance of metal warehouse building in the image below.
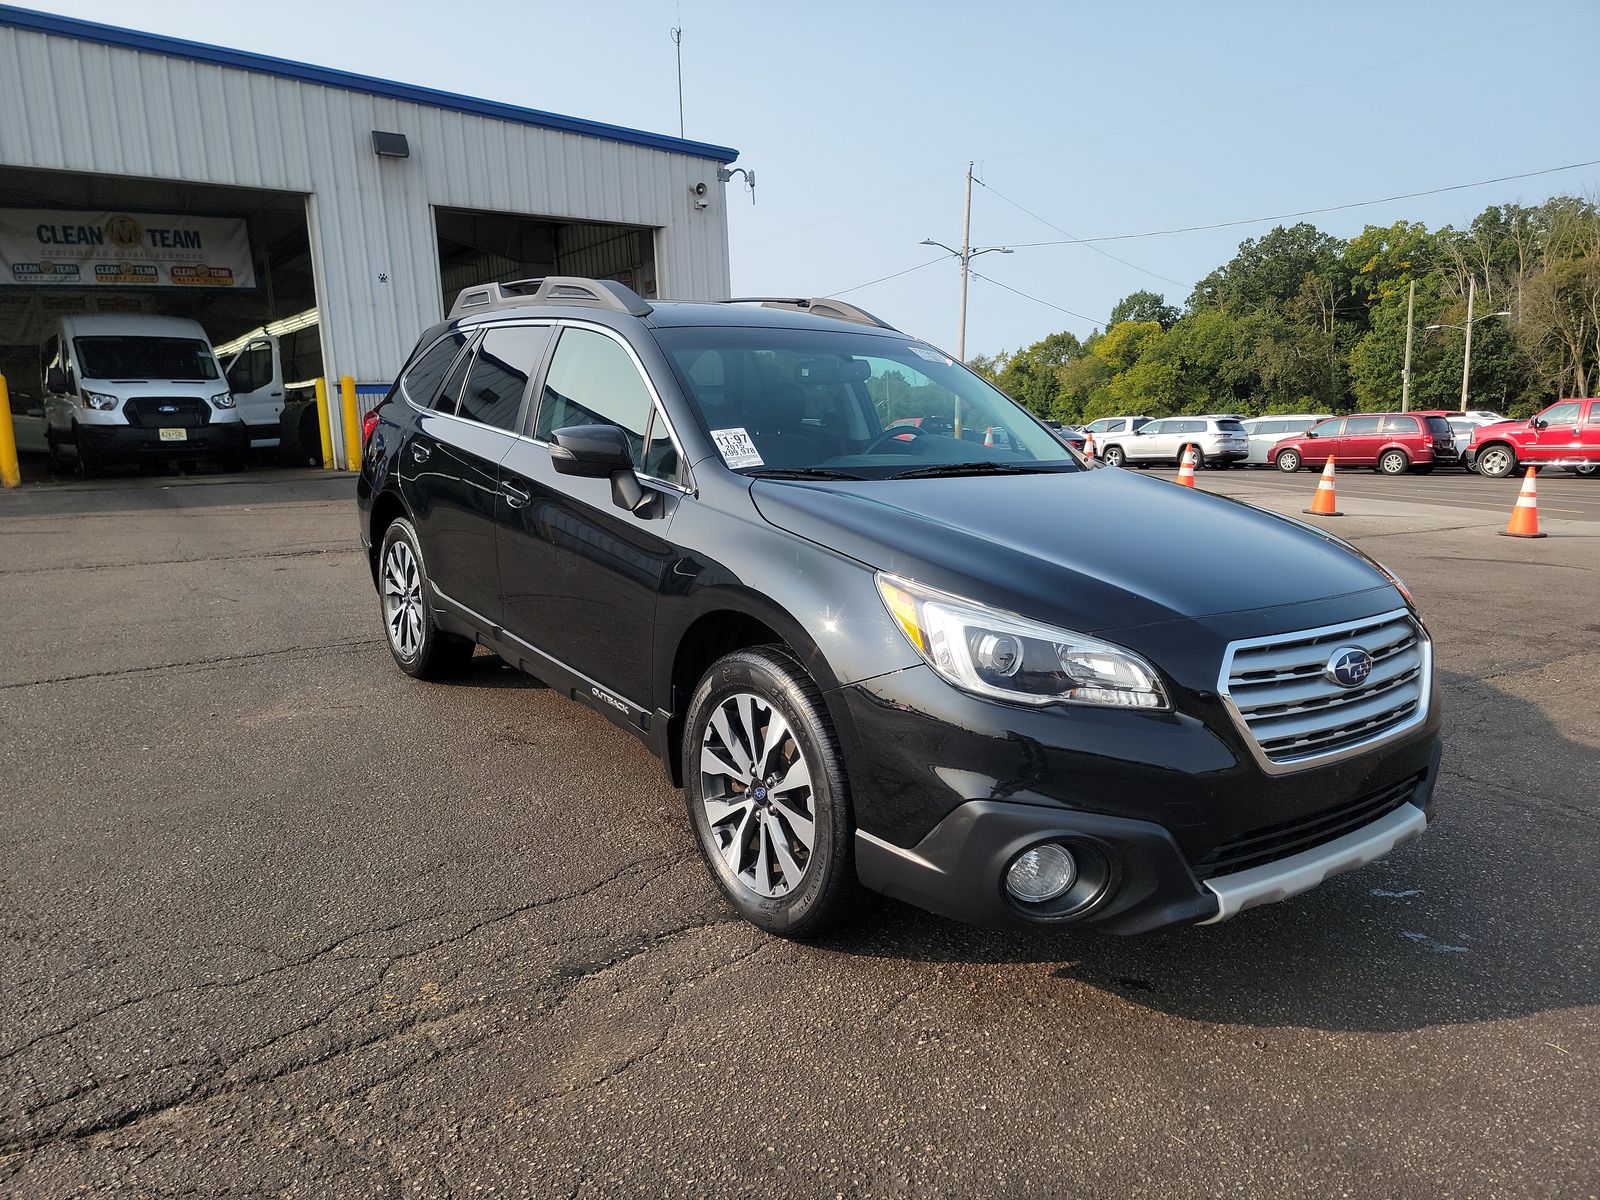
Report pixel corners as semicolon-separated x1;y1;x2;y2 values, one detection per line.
0;3;738;456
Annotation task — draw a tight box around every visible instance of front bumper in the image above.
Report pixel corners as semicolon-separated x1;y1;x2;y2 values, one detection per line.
835;651;1443;935
79;422;246;460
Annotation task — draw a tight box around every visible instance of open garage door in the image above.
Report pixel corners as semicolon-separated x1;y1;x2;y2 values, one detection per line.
435;206;658;317
0;167;324;474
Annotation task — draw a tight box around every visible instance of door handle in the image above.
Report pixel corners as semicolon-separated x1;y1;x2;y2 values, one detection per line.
502;482;530;509
410;443;431;463
270;391;284;398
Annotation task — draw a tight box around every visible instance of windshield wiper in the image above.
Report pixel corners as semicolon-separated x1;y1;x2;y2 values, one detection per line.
745;467;868;481
888;461;1054;480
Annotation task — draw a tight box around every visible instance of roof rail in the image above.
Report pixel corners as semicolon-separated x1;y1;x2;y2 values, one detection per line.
719;296;899;331
448;276;653;321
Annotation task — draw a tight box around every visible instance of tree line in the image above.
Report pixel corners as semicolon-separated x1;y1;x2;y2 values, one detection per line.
969;195;1600;422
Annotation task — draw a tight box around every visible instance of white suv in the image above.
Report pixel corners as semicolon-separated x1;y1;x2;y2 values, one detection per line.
1100;415;1249;469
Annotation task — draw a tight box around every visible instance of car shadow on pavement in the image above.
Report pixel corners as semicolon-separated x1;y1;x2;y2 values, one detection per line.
456;651;549;689
823;669;1599;1033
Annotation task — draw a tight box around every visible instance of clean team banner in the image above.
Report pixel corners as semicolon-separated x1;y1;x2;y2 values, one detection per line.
0;208;256;289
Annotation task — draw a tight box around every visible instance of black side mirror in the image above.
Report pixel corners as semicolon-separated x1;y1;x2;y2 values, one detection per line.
1531;417;1547;429
46;366;69;393
550;424;652;513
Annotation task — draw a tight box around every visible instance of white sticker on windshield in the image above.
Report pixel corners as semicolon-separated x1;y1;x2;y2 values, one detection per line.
710;427;764;469
908;344;952;365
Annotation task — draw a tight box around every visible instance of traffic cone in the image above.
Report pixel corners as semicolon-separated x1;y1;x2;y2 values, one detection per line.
1500;467;1547;538
1083;431;1097;458
983;426;995;447
1176;446;1197;487
1303;456;1343;516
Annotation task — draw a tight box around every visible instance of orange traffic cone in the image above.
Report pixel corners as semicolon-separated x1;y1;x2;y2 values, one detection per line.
983;426;995;447
1175;446;1197;487
1500;467;1547;538
1303;456;1343;516
1083;431;1098;458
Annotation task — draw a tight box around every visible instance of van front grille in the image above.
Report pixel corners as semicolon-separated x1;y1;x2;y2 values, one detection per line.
1220;610;1430;771
123;397;211;428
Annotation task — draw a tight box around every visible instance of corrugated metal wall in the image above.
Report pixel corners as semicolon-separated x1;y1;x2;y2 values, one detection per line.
0;24;733;384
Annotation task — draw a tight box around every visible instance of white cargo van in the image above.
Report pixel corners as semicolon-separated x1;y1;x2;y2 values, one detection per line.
28;314;247;474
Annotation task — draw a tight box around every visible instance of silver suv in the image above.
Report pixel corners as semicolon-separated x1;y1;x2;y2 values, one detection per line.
1100;415;1248;469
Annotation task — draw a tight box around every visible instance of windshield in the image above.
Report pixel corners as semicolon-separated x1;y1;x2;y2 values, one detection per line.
654;326;1079;479
74;336;220;381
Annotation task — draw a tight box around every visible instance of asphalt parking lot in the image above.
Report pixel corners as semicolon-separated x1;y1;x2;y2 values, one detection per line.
2;465;1597;1198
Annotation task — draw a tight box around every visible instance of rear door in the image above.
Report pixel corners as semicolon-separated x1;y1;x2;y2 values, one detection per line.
1580;400;1600;460
224;335;284;445
1341;415;1384;465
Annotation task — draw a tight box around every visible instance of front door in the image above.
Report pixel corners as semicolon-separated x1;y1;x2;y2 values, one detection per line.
224;335;284;445
496;325;684;710
1301;418;1344;465
1127;419;1174;462
1525;401;1584;462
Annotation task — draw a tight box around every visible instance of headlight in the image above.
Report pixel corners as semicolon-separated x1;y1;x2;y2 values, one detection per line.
81;390;119;410
876;573;1169;710
210;391;236;409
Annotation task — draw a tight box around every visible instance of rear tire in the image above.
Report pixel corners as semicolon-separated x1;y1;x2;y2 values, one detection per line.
1476;444;1516;479
1574;464;1598;478
377;517;475;679
1275;449;1301;473
1378;449;1410;476
683;646;860;939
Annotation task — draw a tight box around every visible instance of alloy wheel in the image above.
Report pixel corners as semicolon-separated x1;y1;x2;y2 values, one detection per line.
1380;450;1408;475
1478;446;1514;478
699;691;816;898
382;539;424;659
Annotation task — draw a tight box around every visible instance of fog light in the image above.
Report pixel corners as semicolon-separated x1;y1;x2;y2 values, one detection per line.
1005;843;1077;903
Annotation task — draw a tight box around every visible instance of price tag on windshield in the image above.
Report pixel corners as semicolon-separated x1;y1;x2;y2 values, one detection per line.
710;427;764;469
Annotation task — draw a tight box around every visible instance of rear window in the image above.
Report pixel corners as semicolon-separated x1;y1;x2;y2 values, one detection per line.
1129;417;1150;430
1216;419;1245;432
401;331;468;408
1423;416;1453;439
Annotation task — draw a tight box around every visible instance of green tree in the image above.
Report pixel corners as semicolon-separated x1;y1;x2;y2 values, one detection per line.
1108;290;1178;330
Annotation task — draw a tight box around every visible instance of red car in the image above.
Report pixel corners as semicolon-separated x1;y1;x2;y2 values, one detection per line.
1464;398;1600;478
1269;411;1458;475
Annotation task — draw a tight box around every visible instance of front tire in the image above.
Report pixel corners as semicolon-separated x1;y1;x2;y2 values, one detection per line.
377;518;474;679
1476;444;1516;479
683;646;859;939
1275;449;1301;472
1102;445;1126;468
1378;449;1410;476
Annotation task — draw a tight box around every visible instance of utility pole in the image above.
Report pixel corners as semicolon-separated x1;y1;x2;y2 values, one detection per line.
957;161;973;363
1459;275;1476;413
1401;277;1415;412
671;27;684;137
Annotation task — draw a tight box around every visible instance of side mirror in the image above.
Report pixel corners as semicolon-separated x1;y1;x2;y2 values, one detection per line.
1531;417;1547;429
550;424;652;513
46;366;69;393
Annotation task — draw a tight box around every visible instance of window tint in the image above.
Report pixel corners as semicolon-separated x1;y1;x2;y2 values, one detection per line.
402;331;468;408
1541;401;1581;426
1345;416;1383;435
1382;415;1419;434
1129;417;1150;430
1217;419;1246;432
1309;419;1344;438
536;327;653;449
459;325;551;430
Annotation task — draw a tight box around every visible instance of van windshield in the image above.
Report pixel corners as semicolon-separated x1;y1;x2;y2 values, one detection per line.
74;337;220;381
654;326;1079;479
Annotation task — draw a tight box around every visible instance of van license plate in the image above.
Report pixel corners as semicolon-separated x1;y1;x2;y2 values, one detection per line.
159;427;187;442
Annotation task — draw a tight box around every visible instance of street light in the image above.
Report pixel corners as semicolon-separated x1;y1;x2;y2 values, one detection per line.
1424;276;1511;413
920;162;1013;363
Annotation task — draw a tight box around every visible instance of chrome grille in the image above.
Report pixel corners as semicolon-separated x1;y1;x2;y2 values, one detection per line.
1219;610;1430;773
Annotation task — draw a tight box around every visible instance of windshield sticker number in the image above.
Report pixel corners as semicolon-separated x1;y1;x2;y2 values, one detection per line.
711;427;764;469
908;344;952;365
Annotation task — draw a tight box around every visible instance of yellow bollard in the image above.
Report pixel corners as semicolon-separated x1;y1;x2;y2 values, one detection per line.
340;376;360;472
0;374;20;489
313;378;335;470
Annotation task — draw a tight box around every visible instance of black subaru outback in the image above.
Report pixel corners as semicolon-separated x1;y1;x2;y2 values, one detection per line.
357;277;1441;939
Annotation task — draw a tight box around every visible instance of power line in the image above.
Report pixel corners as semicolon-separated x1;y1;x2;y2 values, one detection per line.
968;270;1100;327
1004;158;1600;248
971;175;1185;287
832;256;948;296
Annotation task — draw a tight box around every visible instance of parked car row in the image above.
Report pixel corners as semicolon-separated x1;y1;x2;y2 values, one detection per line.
1076;402;1600;477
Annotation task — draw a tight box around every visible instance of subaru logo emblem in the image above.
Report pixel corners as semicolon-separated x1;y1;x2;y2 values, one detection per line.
1325;646;1374;689
752;786;768;802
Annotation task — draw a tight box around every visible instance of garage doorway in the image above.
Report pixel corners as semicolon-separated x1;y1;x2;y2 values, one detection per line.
435;206;657;317
1;167;324;474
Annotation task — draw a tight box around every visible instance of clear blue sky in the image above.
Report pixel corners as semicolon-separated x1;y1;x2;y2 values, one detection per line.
23;0;1600;357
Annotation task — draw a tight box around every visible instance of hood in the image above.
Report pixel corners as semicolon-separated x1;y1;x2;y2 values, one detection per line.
1471;418;1526;441
750;466;1394;634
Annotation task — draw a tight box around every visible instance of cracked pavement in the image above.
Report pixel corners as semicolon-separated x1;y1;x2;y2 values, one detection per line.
0;467;1596;1198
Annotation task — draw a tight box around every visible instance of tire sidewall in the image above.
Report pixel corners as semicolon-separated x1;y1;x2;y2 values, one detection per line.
1104;446;1125;468
379;517;440;675
683;649;850;936
1380;450;1408;475
1277;450;1300;472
